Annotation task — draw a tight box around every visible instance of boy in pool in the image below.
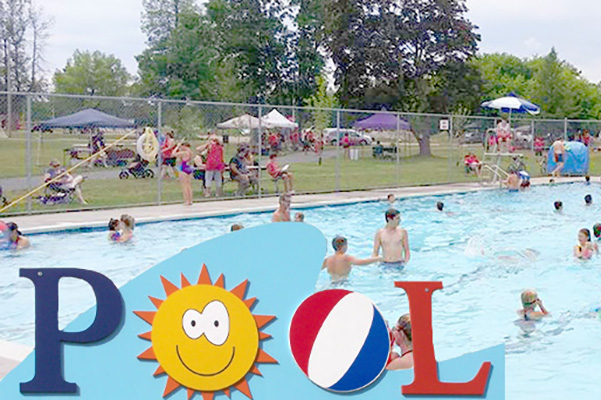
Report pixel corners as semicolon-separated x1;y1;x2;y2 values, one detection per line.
574;228;598;259
322;236;382;282
585;194;593;206
387;194;395;205
294;212;304;222
436;201;444;212
517;289;549;321
586;176;591;185
231;223;244;231
373;209;410;268
554;201;563;212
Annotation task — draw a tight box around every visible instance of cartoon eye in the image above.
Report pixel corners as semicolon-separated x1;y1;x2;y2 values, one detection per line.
202;301;229;346
182;309;204;339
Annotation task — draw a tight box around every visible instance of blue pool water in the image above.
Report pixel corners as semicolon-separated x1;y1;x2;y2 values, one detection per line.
2;183;601;398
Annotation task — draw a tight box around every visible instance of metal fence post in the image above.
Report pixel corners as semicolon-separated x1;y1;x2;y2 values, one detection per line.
396;112;400;186
448;114;453;183
258;105;262;198
157;100;163;205
564;118;568;141
26;95;32;213
530;119;535;176
335;110;340;192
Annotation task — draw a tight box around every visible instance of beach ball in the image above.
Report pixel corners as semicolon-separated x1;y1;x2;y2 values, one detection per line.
289;289;390;392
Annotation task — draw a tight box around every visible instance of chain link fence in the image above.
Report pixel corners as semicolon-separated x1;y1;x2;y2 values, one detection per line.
1;91;601;216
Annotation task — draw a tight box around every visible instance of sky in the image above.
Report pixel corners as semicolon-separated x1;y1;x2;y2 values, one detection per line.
39;0;601;85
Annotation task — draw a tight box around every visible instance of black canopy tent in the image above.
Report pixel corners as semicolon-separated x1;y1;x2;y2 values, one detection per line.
38;108;136;129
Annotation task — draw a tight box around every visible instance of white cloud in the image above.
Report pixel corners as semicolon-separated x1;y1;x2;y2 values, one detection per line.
523;37;542;53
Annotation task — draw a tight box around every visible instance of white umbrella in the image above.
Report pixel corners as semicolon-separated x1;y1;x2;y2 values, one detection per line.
261;109;298;129
216;114;274;130
481;95;541;124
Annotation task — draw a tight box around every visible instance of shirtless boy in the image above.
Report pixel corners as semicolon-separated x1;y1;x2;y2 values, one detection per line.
272;193;291;222
322;236;381;282
551;138;565;177
372;209;410;268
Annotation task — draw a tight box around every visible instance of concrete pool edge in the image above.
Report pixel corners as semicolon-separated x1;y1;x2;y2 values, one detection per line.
4;176;587;235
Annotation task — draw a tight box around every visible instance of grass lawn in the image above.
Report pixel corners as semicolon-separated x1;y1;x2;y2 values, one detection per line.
1;131;597;216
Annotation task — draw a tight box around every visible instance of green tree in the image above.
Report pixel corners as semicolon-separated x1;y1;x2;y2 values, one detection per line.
141;0;197;47
304;74;337;135
53;50;131;96
137;11;216;100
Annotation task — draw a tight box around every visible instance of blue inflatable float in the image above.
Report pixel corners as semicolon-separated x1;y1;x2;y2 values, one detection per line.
547;141;589;176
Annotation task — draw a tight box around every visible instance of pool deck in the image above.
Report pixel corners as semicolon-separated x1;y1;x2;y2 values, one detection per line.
6;176;585;235
0;176;586;380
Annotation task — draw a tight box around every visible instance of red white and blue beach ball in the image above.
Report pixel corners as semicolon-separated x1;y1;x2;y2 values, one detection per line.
289;289;390;392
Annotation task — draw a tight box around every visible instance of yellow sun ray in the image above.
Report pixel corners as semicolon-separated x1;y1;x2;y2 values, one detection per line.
181;273;191;288
161;276;179;296
230;280;248;299
256;349;277;364
214;274;225;288
253;314;275;329
163;376;181;397
198;264;211;284
234;378;253;399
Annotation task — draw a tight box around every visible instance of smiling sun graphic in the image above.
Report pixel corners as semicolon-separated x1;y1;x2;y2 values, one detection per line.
135;264;277;400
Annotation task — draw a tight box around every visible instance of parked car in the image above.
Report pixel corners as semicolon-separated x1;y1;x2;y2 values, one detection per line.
324;129;373;145
460;130;485;144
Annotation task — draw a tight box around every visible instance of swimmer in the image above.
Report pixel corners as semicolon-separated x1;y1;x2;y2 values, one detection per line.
586;176;591;185
231;223;244;232
554;201;563;212
585;194;593;206
517;289;549;321
436;201;444;212
386;313;413;370
593;223;601;242
321;236;381;282
119;214;135;242
6;222;29;250
574;228;598;259
373;209;410;268
387;194;395;205
503;170;520;191
272;193;291;222
108;218;123;242
294;212;305;222
549;178;555;185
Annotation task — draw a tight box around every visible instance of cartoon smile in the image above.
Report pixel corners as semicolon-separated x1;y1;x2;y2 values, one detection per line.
176;345;236;376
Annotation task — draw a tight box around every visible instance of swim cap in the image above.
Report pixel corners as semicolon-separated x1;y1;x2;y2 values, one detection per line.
593;223;601;238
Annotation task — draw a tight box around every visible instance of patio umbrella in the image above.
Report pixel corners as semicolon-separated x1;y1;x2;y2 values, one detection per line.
216;114;274;130
481;94;540;124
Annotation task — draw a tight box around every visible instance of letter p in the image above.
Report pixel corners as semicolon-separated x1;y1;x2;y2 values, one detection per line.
19;268;123;393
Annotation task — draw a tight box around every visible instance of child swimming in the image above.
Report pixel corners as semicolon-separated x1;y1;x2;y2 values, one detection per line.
574;228;598;259
517;289;549;321
386;313;413;370
585;194;593;206
554;201;563;212
322;236;382;282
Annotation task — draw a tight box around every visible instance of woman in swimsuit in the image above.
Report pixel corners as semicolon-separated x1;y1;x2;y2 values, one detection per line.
173;142;194;206
386;313;413;370
574;228;598;259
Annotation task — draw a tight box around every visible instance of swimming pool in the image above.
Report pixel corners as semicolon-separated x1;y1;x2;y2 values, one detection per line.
2;183;601;398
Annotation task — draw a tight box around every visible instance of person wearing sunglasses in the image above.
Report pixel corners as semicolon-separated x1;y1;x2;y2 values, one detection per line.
517;289;549;321
386;313;413;370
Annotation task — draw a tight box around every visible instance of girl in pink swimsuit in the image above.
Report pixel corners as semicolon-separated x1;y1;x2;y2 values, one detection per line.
574;228;598;259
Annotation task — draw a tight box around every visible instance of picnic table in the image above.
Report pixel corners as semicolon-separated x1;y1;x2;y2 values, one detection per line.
373;145;398;160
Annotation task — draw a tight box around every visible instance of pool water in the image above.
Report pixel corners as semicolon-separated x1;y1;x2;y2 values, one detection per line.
2;183;601;398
